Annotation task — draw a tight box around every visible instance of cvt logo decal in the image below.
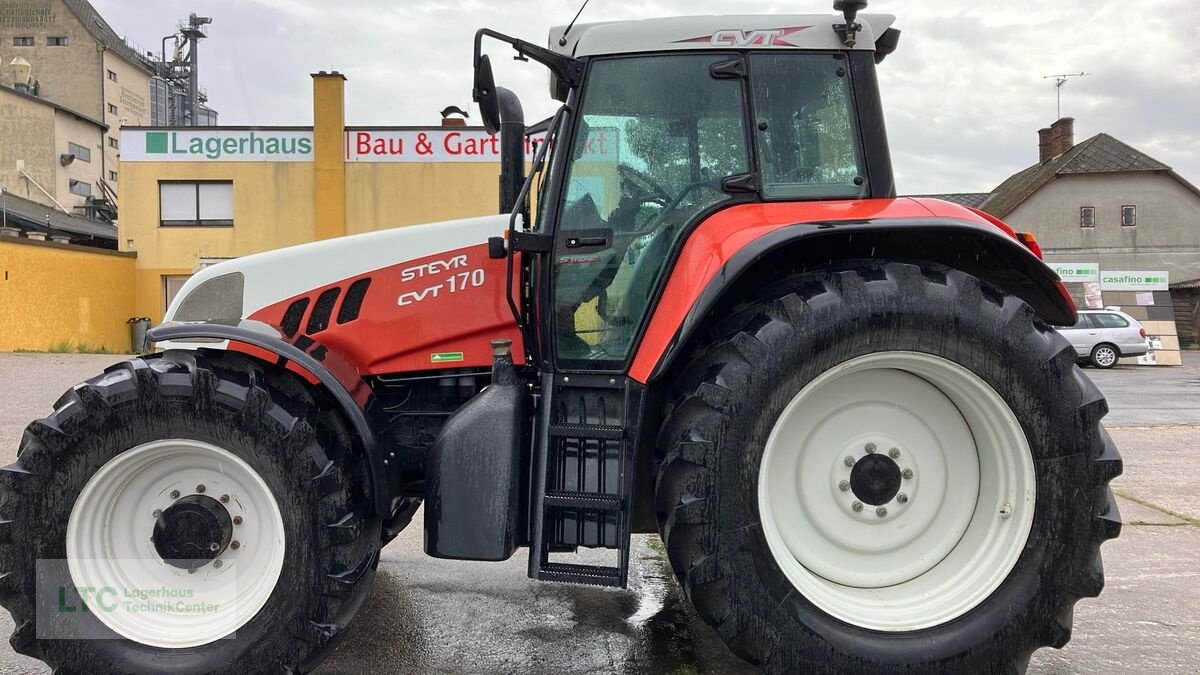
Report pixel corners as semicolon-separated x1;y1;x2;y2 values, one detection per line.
673;26;811;47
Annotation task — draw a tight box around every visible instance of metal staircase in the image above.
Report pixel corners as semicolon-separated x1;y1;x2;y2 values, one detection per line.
527;372;642;587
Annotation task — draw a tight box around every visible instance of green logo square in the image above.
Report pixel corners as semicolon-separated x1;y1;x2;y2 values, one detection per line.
145;132;168;154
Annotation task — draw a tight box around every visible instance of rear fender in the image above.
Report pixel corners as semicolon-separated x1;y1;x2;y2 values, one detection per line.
146;320;395;516
634;216;1075;383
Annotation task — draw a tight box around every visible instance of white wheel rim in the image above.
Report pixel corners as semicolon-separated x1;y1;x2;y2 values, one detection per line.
758;352;1035;632
66;439;286;648
1095;347;1116;366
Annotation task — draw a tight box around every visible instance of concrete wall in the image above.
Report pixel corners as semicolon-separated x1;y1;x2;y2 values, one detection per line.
1007;172;1200;283
0;237;136;352
344;163;500;235
0;0;103;120
0;87;105;213
53;107;105;209
102;50;151;194
0;88;55;205
119;160;317;322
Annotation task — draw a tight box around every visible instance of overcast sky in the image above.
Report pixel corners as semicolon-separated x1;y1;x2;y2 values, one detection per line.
94;0;1198;195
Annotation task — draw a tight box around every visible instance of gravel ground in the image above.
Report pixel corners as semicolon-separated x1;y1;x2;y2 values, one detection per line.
0;351;1196;674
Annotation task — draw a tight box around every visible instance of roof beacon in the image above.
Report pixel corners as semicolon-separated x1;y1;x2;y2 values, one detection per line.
834;0;868;47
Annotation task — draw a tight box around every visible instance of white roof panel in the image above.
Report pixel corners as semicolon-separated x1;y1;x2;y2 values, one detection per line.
551;14;896;57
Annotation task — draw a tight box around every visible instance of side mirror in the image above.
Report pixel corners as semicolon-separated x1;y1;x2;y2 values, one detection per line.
474;54;501;135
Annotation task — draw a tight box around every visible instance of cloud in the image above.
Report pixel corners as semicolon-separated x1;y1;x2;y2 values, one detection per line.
93;0;1199;194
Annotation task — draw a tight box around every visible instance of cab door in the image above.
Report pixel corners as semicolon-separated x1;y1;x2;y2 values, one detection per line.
547;53;752;370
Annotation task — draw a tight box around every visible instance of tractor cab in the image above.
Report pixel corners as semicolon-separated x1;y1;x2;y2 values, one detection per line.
473;12;900;371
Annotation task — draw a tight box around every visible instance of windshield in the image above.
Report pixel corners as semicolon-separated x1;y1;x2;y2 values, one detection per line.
553;54;750;363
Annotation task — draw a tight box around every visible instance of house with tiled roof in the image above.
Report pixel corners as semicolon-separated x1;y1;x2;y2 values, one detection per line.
978;117;1200;350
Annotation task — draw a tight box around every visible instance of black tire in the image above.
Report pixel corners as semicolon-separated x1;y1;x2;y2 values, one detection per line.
1090;343;1120;369
0;350;381;674
655;260;1123;674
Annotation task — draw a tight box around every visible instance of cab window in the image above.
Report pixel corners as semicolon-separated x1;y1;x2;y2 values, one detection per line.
552;54;750;363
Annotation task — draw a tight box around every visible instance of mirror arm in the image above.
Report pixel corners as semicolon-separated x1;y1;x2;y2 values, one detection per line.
474;28;584;89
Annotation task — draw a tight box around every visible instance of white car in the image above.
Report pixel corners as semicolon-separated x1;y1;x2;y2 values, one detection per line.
1057;309;1150;368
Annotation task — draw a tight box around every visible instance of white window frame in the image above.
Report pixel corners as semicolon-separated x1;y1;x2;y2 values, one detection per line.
159;181;234;227
1121;205;1136;227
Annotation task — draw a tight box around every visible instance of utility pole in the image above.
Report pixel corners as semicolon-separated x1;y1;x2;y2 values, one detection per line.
1043;72;1090;119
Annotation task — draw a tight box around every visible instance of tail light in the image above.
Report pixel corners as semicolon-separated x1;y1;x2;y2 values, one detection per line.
1140;328;1147;338
1015;232;1043;258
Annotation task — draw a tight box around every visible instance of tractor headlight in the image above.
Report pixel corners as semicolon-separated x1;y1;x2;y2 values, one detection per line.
172;272;245;325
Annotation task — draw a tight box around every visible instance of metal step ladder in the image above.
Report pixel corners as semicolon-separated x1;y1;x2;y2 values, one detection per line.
528;372;641;587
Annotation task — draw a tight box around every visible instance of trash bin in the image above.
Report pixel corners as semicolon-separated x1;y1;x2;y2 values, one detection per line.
127;317;151;354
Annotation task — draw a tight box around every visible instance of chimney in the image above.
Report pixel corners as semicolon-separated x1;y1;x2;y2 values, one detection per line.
1038;127;1054;164
441;116;466;128
1049;117;1075;158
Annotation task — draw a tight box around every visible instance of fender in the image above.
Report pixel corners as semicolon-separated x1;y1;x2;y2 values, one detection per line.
630;198;1075;383
146;320;395;516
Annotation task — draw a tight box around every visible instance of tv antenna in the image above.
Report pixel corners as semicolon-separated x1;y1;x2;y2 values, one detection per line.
1043;72;1090;119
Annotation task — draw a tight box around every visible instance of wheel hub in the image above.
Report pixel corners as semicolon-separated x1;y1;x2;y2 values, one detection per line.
849;453;901;506
152;494;233;569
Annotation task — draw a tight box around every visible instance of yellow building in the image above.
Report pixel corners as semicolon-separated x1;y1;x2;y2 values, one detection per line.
120;72;505;323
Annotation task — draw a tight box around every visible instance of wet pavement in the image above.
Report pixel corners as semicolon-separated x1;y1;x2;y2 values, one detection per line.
0;351;1197;674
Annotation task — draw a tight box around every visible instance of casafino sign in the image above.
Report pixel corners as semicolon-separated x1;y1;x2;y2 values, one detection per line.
122;129;314;162
346;128;618;163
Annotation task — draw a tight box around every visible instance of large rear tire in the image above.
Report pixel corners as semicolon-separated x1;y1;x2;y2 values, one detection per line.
655;261;1122;673
0;350;380;673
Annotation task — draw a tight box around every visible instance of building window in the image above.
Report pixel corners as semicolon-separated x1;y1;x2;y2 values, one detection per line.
1080;206;1095;228
47;36;68;46
160;181;234;226
107;69;118;82
67;142;92;163
109;170;118;182
69;180;92;197
13;37;35;46
1121;205;1136;227
163;275;191;312
108;136;119;149
108;103;118;115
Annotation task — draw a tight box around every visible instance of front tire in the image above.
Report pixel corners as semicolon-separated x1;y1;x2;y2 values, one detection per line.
0;350;380;673
655;261;1122;673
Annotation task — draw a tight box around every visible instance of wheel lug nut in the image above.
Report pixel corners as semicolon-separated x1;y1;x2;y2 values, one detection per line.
152;509;162;519
902;469;913;480
844;456;856;467
231;541;240;550
209;542;220;552
851;501;863;512
864;442;876;454
213;560;223;569
169;490;180;499
897;493;908;504
233;516;243;525
838;480;850;492
196;484;206;493
876;506;888;517
220;494;229;503
889;448;900;459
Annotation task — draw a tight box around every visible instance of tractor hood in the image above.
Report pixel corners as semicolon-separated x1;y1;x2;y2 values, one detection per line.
162;214;510;330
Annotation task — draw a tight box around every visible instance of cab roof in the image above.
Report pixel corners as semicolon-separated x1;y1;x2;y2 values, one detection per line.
550;14;897;57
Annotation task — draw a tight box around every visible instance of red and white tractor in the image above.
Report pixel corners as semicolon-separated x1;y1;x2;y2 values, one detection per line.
0;3;1121;672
